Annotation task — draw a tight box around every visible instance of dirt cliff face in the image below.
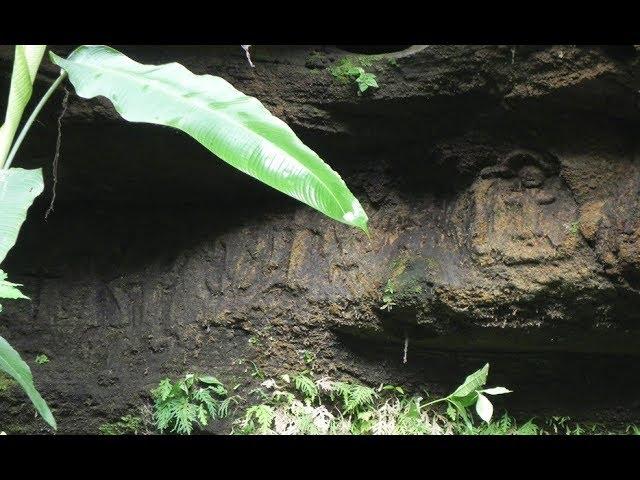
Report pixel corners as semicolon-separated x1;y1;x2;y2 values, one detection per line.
0;45;639;433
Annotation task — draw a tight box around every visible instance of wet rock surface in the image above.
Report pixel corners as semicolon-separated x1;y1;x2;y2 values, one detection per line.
0;45;639;433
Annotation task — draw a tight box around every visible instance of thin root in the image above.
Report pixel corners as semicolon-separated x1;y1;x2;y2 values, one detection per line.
45;87;69;220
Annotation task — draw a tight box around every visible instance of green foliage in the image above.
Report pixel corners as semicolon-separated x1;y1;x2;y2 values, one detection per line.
151;373;236;435
0;270;29;314
50;45;368;233
332;381;377;414
233;367;637;436
0;170;44;267
456;413;539;435
0;49;50;429
380;279;396;311
329;57;379;95
248;361;265;380
0;45;46;167
240;404;276;434
544;415;575;434
301;350;316;366
425;363;512;427
235;370;386;435
0;335;56;429
99;414;142;435
379;383;404;396
35;354;49;365
293;372;319;403
0;48;49;427
355;71;379;93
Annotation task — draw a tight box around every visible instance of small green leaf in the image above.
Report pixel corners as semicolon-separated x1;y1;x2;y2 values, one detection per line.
199;375;223;385
35;354;49;365
475;393;493;423
355;73;378;92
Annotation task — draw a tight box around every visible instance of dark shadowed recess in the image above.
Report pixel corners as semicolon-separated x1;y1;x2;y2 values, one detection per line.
334;330;640;427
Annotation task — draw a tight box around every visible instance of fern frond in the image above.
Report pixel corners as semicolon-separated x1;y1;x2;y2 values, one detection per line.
154;402;174;433
516;419;539;435
207;383;228;397
293;373;319;403
218;396;238;418
193;387;219;419
330;381;352;407
345;385;377;414
152;378;173;402
246;404;275;432
170;397;198;435
197;404;208;426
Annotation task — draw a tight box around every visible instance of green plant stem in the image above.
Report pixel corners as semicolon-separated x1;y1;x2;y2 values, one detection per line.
422;397;448;408
3;71;67;170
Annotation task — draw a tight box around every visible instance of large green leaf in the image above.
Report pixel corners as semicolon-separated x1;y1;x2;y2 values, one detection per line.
50;45;369;232
0;335;56;429
450;363;489;399
0;168;44;264
0;45;46;166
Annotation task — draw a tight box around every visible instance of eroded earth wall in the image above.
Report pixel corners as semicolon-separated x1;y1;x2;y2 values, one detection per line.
1;45;639;432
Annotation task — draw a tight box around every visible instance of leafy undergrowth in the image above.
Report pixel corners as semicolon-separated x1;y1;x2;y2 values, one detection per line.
151;373;239;434
89;366;640;436
232;367;639;436
329;56;380;95
233;366;519;435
